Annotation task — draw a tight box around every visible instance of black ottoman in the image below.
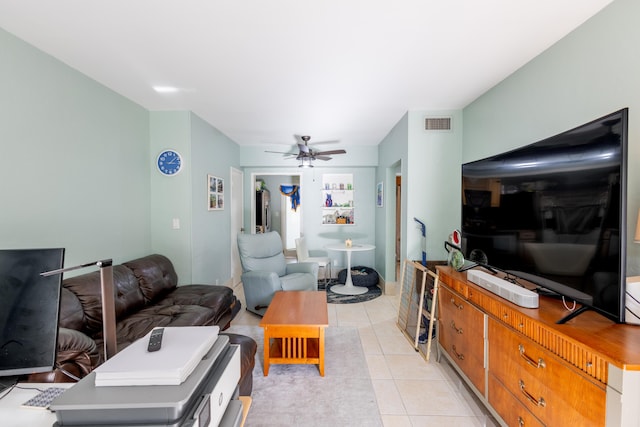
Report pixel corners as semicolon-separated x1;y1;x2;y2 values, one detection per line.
337;266;379;287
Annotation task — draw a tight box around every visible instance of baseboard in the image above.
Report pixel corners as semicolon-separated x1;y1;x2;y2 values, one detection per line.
379;276;398;296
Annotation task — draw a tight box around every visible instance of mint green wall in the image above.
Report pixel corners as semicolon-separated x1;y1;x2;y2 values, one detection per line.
407;110;463;264
463;0;640;275
150;112;193;282
1;28;151;270
376;110;463;281
150;111;240;285
190;113;240;284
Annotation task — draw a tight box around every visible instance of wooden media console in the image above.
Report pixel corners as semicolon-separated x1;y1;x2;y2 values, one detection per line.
436;266;640;427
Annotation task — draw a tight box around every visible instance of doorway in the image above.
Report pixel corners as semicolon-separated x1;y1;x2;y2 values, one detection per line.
251;173;302;255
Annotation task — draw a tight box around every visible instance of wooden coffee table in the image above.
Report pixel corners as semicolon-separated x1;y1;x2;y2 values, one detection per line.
259;291;329;376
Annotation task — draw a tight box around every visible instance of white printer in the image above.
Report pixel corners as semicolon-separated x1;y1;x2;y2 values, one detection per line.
50;328;242;427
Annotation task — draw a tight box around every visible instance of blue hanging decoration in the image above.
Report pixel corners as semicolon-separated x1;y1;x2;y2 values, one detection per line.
280;185;300;211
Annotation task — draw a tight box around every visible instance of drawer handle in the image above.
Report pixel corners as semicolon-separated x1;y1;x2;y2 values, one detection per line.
451;345;465;361
519;379;546;407
450;298;463;310
450;320;463;334
519;344;546;369
518;416;524;426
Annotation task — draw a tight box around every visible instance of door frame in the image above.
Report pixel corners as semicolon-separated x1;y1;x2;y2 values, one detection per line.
230;167;244;286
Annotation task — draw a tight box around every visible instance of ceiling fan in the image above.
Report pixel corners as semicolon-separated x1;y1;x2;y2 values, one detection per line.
265;135;346;167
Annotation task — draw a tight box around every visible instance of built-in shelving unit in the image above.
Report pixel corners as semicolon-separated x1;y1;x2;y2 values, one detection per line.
321;173;354;225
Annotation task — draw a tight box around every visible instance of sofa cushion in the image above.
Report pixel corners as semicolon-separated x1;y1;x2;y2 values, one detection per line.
160;285;240;326
123;254;178;303
59;287;88;333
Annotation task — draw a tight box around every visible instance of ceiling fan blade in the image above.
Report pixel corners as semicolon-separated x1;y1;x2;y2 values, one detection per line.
314;155;332;161
314;149;346;156
265;150;297;156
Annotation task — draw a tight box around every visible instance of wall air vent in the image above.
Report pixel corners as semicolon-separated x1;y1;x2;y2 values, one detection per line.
424;117;452;131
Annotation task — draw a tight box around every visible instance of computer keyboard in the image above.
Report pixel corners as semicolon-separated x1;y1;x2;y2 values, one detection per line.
22;387;66;409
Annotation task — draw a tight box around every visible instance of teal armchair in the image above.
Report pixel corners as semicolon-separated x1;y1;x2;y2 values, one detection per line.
237;231;318;316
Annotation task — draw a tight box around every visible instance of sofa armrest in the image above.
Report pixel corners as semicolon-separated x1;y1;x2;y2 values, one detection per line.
286;262;319;278
25;328;101;383
221;333;257;396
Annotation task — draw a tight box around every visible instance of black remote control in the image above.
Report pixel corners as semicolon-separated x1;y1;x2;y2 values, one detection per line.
147;328;164;352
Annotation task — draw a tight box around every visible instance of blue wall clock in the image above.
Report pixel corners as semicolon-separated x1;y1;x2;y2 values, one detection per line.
156;149;183;176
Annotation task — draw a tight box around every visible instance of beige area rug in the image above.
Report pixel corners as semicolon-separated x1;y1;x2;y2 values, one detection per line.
226;325;383;427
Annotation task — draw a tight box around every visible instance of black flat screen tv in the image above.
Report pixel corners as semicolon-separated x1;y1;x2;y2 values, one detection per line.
461;109;628;323
0;248;65;382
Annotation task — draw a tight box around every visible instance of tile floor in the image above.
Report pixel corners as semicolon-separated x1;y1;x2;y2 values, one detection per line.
231;282;499;427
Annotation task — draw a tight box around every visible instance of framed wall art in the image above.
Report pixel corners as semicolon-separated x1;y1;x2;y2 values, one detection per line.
376;181;383;207
208;174;224;210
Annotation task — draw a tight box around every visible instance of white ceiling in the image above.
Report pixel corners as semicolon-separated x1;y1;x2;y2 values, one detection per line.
0;0;613;147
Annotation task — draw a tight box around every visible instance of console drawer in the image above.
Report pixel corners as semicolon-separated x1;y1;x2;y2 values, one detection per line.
488;374;544;427
439;318;485;394
439;286;486;394
488;318;605;426
438;273;469;297
439;286;484;337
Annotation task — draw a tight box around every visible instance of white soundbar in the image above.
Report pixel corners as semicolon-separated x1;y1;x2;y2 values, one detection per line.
467;270;539;309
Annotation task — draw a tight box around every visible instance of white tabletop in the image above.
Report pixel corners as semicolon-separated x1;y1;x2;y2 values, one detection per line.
0;383;73;427
325;243;375;252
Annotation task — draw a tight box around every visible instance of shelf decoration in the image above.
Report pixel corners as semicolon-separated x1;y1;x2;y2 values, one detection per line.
322;173;354;225
208;174;224;210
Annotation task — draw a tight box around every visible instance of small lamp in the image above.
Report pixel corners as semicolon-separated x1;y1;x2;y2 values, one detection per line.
635;208;640;243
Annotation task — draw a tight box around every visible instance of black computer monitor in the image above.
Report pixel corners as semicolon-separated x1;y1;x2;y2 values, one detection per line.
0;248;65;386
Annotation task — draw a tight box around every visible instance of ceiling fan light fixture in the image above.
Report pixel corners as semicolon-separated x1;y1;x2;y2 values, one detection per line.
299;158;313;168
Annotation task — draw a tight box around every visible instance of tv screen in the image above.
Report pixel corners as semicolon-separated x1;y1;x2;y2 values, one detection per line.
0;248;65;378
461;109;627;323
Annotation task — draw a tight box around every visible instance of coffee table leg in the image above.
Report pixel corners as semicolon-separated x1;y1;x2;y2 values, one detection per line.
319;327;325;376
263;329;270;376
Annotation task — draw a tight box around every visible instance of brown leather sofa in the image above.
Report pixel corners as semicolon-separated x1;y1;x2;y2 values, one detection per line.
27;254;256;395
